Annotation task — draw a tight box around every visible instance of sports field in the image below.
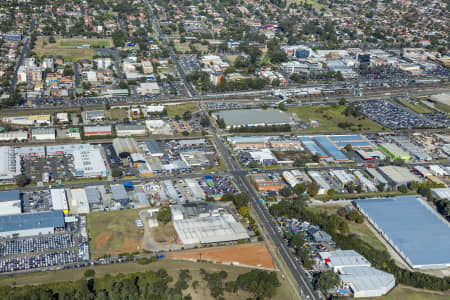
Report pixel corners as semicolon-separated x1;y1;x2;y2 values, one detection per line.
87;209;143;258
33;37;112;61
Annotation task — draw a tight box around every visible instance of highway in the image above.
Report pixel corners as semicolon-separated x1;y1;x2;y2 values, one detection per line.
143;0;195;97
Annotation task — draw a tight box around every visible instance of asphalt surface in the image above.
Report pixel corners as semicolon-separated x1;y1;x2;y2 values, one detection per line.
143;0;195;97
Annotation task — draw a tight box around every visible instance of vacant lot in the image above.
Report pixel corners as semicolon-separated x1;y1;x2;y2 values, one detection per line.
289;105;383;132
167;243;276;269
273;150;312;163
58;38;113;48
166;103;199;117
105;108;128;121
87;209;143;258
362;285;450;300
151;221;177;244
34;37;98;61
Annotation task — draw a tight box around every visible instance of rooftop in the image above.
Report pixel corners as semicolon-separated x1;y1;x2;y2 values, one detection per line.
0;210;65;233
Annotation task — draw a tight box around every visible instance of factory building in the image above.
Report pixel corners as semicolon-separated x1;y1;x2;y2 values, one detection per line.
299;136;328;158
329;170;354;187
31;127;56;141
314;136;348;161
214;109;294;129
355;196;450;269
83;125;112;136
2;115;51;125
377;166;420;187
116;124;146;137
308;171;331;195
171;203;249;245
68;188;90;214
82;110;105;122
227;136;270;150
0;146;20;183
0;130;28;142
72;148;108;178
0;190;22;215
111;184;129;206
112;138;140;157
379;143;411;161
282;170;311;188
430;188;450;200
144;140;164;157
0;210;65;238
327;135;372;149
50;189;69;214
356;149;386;160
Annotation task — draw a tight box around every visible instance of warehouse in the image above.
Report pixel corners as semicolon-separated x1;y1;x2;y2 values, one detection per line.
327;135;372;149
354;171;377;192
72;148;107;178
112;138;140;157
0;146;20;183
2;114;51;125
50;189;68;214
250;173;283;192
366;168;388;186
319;250;371;272
248;149;278;166
82;110;105;122
83;125;112;136
85;186;102;210
378;166;420;187
116;124;146;137
314;136;348;161
68;188;90;214
0;130;28;141
214;109;294;129
0;190;22;215
329;170;354;187
356;149;386;160
355;196;450;269
0;210;65;238
379;143;411;161
144;140;164;157
338;266;395;298
111;184;129;206
31;127;56;141
393;136;431;161
299;136;328;158
308;171;331;195
282;170;311;188
227;136;270;150
430;188;450;200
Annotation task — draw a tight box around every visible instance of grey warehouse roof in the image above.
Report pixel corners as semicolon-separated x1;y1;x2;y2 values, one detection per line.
355;196;450;269
85;186;101;204
215;109;293;127
0;210;65;232
0;190;21;202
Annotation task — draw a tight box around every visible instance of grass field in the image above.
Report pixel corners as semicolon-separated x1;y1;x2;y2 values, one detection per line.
434;102;450;114
308;205;386;251
151;221;177;244
166;103;199;117
105;108;128;121
362;285;450;300
34;37;98;61
87;209;143;258
58;38;113;48
396;99;433;114
289;105;383;132
0;259;293;300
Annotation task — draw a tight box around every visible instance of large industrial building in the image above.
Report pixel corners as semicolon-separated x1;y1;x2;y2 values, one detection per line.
50;189;69;214
214;109;294;129
0;210;65;238
171;203;249;245
0;190;22;215
377;166;420;187
319;250;395;298
68;188;90;214
0;146;20;183
355;196;450;269
72;148;107;178
379;143;411;161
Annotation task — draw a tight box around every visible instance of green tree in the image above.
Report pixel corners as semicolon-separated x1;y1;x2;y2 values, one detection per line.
291;234;305;249
15;175;30;187
294;183;306;195
157;206;172;224
344;144;353;152
111;167;122;178
315;271;340;292
84;269;95;277
280;186;292;197
399;185;408;193
327;188;336;197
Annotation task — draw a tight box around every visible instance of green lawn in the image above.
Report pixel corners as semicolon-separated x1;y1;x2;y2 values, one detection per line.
34;37;98;61
361;286;450;300
396;99;433;114
58;38;113;48
289;105;383;132
166;103;199;117
434;102;450;114
87;209;144;258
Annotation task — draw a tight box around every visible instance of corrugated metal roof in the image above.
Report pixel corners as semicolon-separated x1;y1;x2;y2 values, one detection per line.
0;210;64;232
0;190;20;203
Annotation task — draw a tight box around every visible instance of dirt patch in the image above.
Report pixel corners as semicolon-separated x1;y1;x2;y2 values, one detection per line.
95;232;112;249
167;243;277;269
118;237;140;253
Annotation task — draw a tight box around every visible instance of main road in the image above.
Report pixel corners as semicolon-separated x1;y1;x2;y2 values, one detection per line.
211;124;320;300
143;0;195;97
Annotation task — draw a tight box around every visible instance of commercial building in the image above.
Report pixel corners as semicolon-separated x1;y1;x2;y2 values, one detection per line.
47;144;94;156
378;166;420;187
248;149;278;166
0;210;65;238
136;82;161;95
214;109;294;129
15;146;46;158
144;140;164;157
355;196;450;269
0;190;21;215
31;127;56;141
319;250;371;272
116;124;146;136
83;125;112;136
112;138;140;157
379;143;411;161
250;173;283;192
111;184;129;205
72;148;108;178
68;188;90;214
50;189;69;214
308;171;331;194
282;170;311;188
356;149;386;160
227;136;269;150
0;131;28;141
0;146;20;183
82;110;105;122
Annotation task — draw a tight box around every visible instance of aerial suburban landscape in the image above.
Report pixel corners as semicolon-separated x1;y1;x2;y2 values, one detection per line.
0;0;448;299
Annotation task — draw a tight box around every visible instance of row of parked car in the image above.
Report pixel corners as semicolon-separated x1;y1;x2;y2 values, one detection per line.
0;251;79;273
0;234;75;257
